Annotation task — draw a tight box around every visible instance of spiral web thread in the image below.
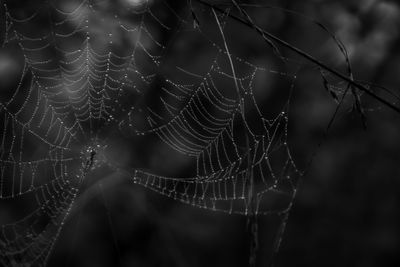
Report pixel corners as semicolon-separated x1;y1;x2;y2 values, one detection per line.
0;0;313;265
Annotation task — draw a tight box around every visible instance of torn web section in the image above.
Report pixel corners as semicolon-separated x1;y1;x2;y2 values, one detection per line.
121;3;301;217
130;69;300;216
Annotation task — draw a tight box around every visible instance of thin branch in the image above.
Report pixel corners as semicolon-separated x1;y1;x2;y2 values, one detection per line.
195;0;400;114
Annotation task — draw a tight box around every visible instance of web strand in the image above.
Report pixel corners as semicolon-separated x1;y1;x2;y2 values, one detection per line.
0;0;358;266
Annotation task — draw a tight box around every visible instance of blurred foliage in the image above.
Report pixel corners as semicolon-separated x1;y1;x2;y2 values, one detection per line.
1;0;400;266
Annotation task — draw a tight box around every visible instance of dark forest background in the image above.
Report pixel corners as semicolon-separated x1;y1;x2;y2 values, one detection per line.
1;0;400;266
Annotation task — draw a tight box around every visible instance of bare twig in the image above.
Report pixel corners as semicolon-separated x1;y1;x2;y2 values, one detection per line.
195;0;400;114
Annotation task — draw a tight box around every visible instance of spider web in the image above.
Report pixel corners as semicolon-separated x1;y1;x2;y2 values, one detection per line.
0;0;351;266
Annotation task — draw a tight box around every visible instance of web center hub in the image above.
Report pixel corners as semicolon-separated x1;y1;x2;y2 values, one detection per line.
81;140;108;171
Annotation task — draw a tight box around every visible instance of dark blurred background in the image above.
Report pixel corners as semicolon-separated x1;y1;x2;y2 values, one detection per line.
1;0;400;266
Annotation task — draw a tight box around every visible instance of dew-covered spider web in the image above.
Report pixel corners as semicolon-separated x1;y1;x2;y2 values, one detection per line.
0;0;363;266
